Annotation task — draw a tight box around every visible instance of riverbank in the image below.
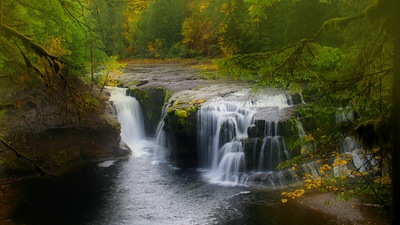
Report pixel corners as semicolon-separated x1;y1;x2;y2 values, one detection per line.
296;191;390;225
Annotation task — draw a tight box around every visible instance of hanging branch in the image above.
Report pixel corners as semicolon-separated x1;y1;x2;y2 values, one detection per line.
0;22;89;121
0;136;55;176
0;23;62;75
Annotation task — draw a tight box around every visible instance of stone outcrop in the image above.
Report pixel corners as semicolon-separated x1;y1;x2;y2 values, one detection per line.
120;63;300;169
0;79;130;177
128;87;169;136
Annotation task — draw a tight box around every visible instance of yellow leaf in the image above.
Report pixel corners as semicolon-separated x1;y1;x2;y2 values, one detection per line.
281;199;288;203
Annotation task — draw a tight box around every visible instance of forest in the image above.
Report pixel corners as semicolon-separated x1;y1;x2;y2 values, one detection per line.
0;0;398;224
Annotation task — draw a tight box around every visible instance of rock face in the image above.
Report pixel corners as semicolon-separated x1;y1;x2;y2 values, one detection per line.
119;63;299;169
0;79;130;177
120;63;258;167
128;87;168;137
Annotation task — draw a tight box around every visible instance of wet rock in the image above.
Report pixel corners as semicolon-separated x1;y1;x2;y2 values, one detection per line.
117;63;304;170
136;80;149;87
128;87;168;136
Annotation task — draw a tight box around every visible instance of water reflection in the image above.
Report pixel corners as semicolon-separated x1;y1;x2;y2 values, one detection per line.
11;146;344;225
11;146;244;225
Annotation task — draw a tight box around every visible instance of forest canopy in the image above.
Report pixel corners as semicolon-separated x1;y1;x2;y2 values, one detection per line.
0;0;396;220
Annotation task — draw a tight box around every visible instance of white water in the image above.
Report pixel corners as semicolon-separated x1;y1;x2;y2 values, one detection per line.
198;93;292;186
298;92;306;104
197;100;254;186
153;100;173;163
333;109;378;177
97;160;116;168
108;87;152;157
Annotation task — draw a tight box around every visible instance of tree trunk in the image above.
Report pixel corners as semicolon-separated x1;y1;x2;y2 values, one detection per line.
392;0;400;224
0;0;3;25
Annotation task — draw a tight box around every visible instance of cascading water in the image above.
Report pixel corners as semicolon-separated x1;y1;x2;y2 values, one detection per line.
298;92;306;104
258;133;289;171
197;100;255;185
197;91;294;186
108;87;149;157
247;120;298;188
153;100;173;162
333;109;378;177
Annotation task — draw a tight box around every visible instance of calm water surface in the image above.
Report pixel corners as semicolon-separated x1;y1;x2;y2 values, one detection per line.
10;143;342;225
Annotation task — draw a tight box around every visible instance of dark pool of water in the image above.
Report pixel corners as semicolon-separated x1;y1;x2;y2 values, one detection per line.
10;147;343;225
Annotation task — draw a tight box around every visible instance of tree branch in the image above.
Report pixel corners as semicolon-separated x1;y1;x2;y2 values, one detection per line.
0;136;55;176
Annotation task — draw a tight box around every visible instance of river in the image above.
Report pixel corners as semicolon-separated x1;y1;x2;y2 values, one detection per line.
10;145;343;225
4;63;382;225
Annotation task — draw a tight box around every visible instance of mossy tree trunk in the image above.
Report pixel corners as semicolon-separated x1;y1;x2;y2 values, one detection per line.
392;1;400;224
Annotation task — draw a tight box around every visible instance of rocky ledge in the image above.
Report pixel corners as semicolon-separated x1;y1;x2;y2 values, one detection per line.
0;84;130;177
116;62;301;168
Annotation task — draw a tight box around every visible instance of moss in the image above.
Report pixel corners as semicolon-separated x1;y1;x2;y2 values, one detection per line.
281;118;302;153
164;89;172;104
0;109;8;119
0;154;35;172
57;150;69;165
173;99;182;106
128;87;170;135
175;109;188;119
186;106;197;112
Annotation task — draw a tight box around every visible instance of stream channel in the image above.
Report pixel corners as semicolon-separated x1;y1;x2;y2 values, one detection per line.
9;63;359;225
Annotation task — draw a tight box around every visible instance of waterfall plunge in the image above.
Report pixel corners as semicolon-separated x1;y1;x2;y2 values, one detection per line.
109;87;149;157
197;100;255;186
197;94;292;186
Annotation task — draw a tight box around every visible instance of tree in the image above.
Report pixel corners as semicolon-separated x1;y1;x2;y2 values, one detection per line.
90;0;126;56
0;0;112;174
391;1;399;223
132;0;185;58
216;0;396;222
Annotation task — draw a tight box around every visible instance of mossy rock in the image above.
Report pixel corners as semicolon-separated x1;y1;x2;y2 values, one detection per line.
175;109;188;119
128;87;168;136
162;107;198;168
166;107;197;136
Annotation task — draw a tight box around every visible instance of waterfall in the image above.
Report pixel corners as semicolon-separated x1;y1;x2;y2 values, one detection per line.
335;107;354;122
108;87;148;157
333;108;378;177
298;92;306;104
197;93;292;186
256;121;290;171
258;135;289;171
197;100;255;185
296;119;315;152
153;100;173;162
197;101;256;170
